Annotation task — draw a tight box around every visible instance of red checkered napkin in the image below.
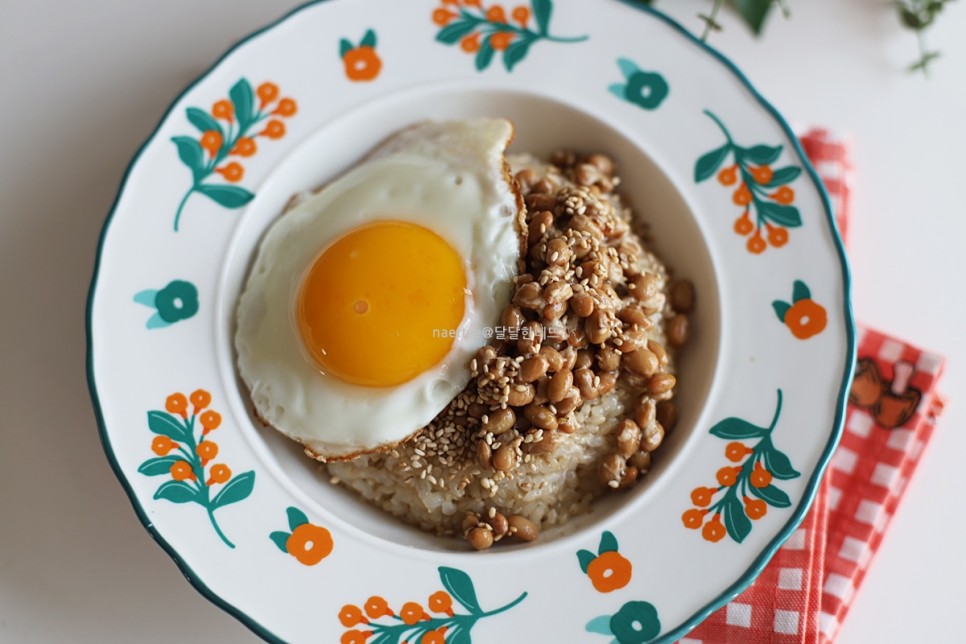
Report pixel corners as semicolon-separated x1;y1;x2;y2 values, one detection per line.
678;130;947;643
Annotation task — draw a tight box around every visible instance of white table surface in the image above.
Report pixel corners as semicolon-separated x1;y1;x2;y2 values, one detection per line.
2;1;963;642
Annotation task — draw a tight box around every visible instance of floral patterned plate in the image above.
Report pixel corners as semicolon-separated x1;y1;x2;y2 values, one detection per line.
87;1;855;642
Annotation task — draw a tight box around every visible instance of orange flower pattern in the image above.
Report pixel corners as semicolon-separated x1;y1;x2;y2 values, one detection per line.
432;0;587;72
682;390;800;544
695;110;803;255
338;567;526;643
773;280;828;340
269;507;334;566
576;531;632;593
340;30;382;82
138;390;255;548
578;532;663;642
171;79;297;231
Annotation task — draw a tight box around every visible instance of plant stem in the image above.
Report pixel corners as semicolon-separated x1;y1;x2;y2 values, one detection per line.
173;187;195;232
702;0;726;41
916;29;931;78
208;506;235;549
460;9;587;43
768;389;784;432
481;591;528;617
544;34;590;43
703;109;733;145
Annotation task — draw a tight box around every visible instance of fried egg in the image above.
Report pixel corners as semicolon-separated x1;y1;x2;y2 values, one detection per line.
235;119;522;460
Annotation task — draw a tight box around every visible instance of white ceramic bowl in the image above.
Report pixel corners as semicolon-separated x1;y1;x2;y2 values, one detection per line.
88;1;854;642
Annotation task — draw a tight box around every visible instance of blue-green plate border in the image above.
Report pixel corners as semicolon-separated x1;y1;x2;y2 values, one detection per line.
86;1;857;642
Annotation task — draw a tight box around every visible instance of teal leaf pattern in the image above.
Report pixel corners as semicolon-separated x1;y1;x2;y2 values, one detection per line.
147;410;189;441
138;456;182;476
211;470;255;508
195;184;255;209
683;390;800;544
709;417;767;440
269;531;290;553
598;530;619;554
154;480;199;504
287;506;309;530
792;279;811;303
694;144;731;182
171;77;296;232
337;567;527;643
772;300;791;322
432;0;587;73
139;392;254;548
695;110;803;253
440;566;483;615
185;107;222;136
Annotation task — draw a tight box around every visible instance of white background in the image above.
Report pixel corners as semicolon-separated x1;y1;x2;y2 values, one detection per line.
1;0;963;642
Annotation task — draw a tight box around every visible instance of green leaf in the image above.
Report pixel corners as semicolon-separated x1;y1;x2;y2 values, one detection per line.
577;549;596;573
286;506;309;531
532;0;552;34
598;531;618;554
211;470;256;508
503;39;531;71
792;280;811;303
617;57;640;79
763;447;800;480
436;20;476;44
758;201;802;227
709;417;767;440
585;615;614;636
723;496;752;543
439;567;482;614
171;136;205;181
186;107;222;136
147;411;188;441
475;37;495;71
772;300;791;323
899;7;928;29
739;143;783;165
133;289;157;307
447;627;472;644
361;29;377;48
732;0;776;35
196;184;255;209
138;456;181;476
694;144;731;182
269;531;290;553
766;166;801;187
339;38;353;57
369;632;398;644
229;78;254;128
154;480;198;504
751;484;792;508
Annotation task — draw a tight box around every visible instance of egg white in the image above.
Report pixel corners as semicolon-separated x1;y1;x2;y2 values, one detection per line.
235;119;521;460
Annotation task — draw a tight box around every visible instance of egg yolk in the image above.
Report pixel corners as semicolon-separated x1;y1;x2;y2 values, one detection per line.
296;221;467;387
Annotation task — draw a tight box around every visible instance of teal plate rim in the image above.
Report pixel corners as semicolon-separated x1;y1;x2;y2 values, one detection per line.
85;1;857;642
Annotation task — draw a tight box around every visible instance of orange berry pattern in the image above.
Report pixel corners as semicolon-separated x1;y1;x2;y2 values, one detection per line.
681;389;800;544
339;29;383;82
577;531;633;594
171;78;296;232
431;0;587;72
695;110;803;255
138;390;255;549
773;280;829;340
337;567;527;643
270;506;334;567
